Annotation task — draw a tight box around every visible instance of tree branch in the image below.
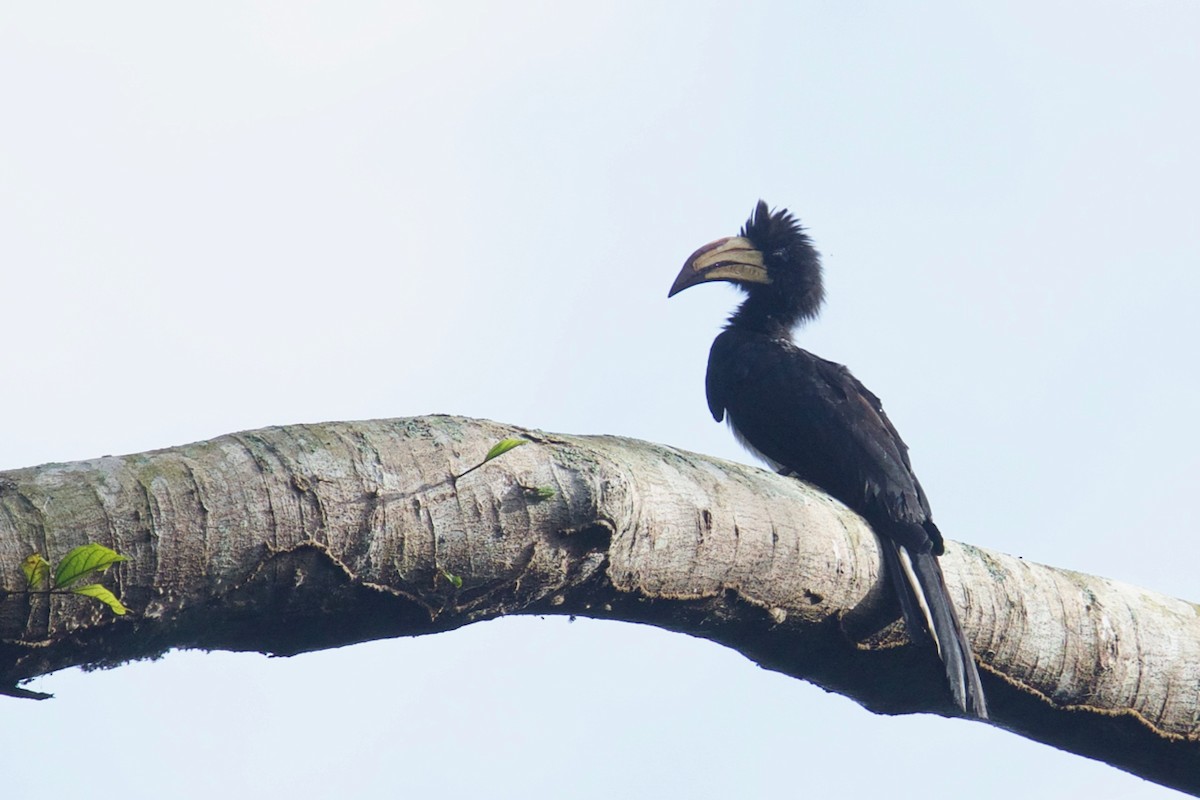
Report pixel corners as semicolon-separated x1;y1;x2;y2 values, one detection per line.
1;416;1196;794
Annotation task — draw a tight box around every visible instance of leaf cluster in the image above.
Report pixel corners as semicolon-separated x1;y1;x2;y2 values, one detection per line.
19;544;128;615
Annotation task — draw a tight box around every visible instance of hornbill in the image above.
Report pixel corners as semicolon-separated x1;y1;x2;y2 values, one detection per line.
668;201;987;718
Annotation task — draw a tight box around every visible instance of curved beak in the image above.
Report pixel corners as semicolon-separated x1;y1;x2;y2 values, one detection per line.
667;236;769;298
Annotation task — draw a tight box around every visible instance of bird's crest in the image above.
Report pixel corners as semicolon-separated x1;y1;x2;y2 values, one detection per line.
740;200;810;253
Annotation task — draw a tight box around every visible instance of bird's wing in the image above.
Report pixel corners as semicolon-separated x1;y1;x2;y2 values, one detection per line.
707;330;936;549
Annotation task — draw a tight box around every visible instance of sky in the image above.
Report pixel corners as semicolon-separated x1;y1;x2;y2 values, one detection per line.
2;2;1198;797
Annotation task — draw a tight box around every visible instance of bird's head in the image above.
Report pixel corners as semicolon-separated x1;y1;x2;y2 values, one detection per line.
668;200;825;331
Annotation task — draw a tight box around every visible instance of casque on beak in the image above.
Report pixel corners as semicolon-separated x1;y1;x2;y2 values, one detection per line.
667;236;770;298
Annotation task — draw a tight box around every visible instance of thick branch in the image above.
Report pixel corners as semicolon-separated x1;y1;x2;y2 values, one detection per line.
1;416;1197;794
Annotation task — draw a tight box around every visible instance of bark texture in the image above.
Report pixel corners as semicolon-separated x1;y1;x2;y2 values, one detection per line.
1;416;1197;794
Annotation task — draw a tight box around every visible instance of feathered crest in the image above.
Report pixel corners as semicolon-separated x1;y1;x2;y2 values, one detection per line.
739;200;810;251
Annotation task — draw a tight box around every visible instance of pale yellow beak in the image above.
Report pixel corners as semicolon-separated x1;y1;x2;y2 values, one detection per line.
668;236;770;298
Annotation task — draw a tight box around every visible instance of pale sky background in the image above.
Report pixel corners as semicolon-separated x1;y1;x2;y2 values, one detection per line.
3;3;1199;797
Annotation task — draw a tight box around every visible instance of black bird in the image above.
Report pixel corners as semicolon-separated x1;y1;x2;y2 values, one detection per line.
668;201;987;718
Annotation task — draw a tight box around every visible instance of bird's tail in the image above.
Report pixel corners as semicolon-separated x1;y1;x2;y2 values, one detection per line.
880;540;988;719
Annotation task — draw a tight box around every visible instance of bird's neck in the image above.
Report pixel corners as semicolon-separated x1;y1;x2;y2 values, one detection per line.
727;290;819;336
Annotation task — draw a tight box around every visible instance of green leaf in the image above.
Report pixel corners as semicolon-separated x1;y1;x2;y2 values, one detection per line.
71;584;128;615
440;568;463;589
483;438;527;464
53;544;128;589
21;554;51;589
524;485;556;503
454;437;531;480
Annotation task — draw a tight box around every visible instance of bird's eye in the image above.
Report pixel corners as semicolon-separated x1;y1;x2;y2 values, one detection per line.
771;248;788;261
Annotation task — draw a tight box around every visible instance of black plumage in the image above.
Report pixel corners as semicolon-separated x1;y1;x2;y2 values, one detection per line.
669;201;987;718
